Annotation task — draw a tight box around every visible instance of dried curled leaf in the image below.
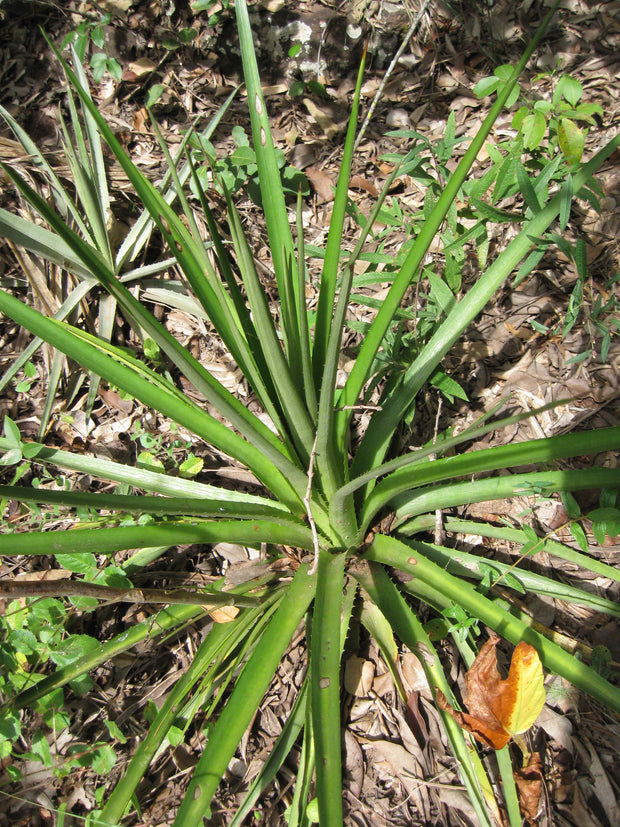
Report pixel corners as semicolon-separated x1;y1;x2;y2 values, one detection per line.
436;637;545;750
514;751;543;825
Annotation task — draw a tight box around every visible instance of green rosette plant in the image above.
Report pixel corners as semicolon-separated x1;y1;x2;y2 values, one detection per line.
1;1;619;824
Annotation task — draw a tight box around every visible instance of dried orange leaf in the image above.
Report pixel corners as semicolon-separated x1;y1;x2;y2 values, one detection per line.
436;637;545;750
496;641;545;737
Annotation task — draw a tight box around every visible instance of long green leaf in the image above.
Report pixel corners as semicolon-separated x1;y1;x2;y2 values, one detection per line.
295;190;317;416
0;289;305;511
353;561;493;827
0;207;93;280
2;604;204;713
339;0;563;447
0;485;305;523
0;520;315;557
392;467;620;524
363;427;620;526
0;164;303;478
225;190;315;460
43;44;288;409
310;550;347;827
404;515;620;584
330;398;569;526
230;680;309;827
70;47;110;239
235;0;296;325
0;104;91;238
185;150;291;440
0;437;286;508
352;131;620;476
405;538;620;617
314;264;359;541
365;535;620;713
100;604;270;826
312;45;367;387
173;563;317;823
60;88;111;263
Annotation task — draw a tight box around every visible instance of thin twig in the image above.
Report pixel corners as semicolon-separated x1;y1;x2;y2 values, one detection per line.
305;432;321;575
0;579;262;608
432;394;446;545
336;404;382;411
354;0;433;152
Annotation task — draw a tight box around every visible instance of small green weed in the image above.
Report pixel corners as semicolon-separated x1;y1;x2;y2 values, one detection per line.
61;12;122;83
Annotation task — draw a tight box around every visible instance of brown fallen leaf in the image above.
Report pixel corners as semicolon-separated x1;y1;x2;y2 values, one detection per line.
436;636;545;750
349;174;379;197
305;166;335;203
122;57;157;83
514;751;543;825
302;98;348;140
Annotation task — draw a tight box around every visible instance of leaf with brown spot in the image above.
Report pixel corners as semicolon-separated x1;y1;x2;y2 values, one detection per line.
436;637;545;750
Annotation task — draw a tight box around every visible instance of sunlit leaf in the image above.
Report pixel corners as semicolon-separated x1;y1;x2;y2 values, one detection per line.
557;117;584;165
436;636;545;750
